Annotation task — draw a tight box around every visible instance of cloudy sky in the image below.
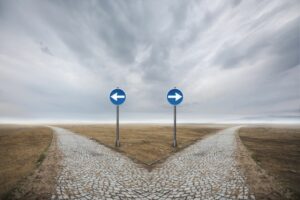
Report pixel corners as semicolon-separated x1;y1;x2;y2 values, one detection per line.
0;0;299;123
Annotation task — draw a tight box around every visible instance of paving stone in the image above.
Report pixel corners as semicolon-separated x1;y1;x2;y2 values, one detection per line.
51;127;255;200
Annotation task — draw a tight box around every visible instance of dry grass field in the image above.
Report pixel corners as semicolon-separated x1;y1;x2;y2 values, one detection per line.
2;123;299;199
239;126;300;199
0;125;53;199
60;124;224;167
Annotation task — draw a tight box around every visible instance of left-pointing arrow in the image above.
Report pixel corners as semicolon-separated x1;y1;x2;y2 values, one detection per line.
111;92;125;101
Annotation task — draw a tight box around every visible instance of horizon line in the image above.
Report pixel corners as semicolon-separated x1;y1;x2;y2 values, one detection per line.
0;119;299;125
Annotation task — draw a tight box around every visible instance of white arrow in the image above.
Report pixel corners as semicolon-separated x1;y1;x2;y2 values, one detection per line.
168;92;182;101
111;92;125;101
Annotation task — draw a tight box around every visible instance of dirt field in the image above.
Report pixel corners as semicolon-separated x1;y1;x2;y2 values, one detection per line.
239;126;300;200
60;124;224;167
0;125;53;199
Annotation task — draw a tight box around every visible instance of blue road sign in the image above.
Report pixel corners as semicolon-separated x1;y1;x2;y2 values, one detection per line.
167;88;183;106
110;88;126;105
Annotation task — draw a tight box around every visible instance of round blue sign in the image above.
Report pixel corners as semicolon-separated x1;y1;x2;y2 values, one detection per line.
110;88;126;105
167;88;183;106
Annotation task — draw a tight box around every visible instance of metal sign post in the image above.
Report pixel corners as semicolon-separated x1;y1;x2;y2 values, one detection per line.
110;88;126;147
116;105;120;147
173;105;177;147
167;88;183;148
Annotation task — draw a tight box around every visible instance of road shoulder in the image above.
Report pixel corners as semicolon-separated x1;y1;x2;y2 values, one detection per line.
235;129;288;200
8;132;62;200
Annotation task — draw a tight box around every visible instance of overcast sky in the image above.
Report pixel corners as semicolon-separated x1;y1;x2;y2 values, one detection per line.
0;0;299;123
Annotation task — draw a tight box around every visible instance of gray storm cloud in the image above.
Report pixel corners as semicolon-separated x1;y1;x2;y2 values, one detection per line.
0;0;299;122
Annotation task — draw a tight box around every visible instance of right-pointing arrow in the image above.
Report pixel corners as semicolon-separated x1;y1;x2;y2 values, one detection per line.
168;92;182;101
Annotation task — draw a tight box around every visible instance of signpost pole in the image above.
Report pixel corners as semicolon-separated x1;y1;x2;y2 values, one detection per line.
115;105;120;147
167;87;182;148
173;105;177;147
110;87;125;147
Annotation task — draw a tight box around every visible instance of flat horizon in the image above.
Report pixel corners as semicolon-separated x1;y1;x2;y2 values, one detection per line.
1;118;299;125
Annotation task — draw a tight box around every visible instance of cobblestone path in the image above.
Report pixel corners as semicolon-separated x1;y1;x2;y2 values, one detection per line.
51;127;255;200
